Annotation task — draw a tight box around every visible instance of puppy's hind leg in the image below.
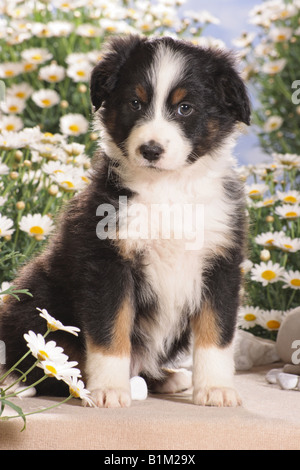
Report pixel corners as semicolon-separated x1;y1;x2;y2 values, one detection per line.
147;368;192;394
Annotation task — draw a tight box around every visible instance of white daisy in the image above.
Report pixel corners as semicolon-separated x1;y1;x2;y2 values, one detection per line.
24;330;68;363
269;27;293;42
65;52;88;65
63;142;85;156
0;281;11;304
64;376;95;406
0;62;23;78
53;167;89;192
19;213;54;240
261;59;287;75
273;153;300;168
0;214;15;237
255;231;284;248
240;259;253;275
60;113;89;136
21;47;52;64
6;82;34;100
66;62;92;82
238;305;263;329
250;261;285;286
42;161;69;177
1;96;26;114
256;196;277;208
76;23;102;37
232;32;256;48
31;89;60;108
38;63;66;83
37;307;80;336
38;359;81;381
0;115;24;132
246;183;269;199
0;163;10;175
275;235;300;253
263;116;283;132
48;20;74;37
277;190;300;205
258;310;284;331
281;270;300;289
275;204;300;220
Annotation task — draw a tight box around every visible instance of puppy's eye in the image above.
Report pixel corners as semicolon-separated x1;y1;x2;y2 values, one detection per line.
130;99;142;111
177;103;193;116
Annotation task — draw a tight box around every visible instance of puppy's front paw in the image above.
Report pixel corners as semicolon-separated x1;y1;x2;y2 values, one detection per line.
193;386;241;407
84;387;131;408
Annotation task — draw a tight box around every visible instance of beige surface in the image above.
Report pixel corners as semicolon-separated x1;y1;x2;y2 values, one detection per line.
0;364;299;450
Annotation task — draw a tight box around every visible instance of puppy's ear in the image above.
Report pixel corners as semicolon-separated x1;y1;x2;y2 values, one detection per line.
217;56;251;126
90;35;145;111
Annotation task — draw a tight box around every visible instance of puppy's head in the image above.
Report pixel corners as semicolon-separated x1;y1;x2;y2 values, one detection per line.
90;35;250;171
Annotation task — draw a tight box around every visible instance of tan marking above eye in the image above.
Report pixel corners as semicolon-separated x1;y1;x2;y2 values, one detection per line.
135;84;148;103
171;87;187;105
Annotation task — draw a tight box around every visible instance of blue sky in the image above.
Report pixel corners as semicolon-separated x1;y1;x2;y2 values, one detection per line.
180;0;269;166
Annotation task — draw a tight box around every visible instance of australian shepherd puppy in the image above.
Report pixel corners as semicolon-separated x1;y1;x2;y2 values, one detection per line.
0;35;250;408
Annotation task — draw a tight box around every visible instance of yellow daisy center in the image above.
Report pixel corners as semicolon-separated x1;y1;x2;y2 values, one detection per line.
76;70;86;77
47;323;59;331
266;320;280;330
45;365;57;376
62;180;75;189
244;313;256;322
261;270;276;281
69;124;79;133
284;196;297;203
29;225;44;235
285;211;298;218
265;239;274;245
32;54;42;61
5;70;14;77
5;124;15;131
49;74;58;81
283;244;292;250
249;189;260;195
271;66;280;73
263;199;274;206
9;105;18;112
24;63;34;71
69;386;80;398
37;350;49;361
277;34;287;41
41;99;52;106
16;91;26;98
291;279;300;287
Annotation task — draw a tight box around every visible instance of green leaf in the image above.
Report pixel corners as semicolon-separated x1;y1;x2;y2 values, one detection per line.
0;399;27;431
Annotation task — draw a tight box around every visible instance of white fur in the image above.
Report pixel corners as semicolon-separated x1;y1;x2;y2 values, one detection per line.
126;44;193;170
192;344;241;406
119;138;242;380
85;351;131;407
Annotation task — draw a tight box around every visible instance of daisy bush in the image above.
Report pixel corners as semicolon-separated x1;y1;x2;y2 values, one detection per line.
238;152;300;340
233;0;300;339
234;0;300;155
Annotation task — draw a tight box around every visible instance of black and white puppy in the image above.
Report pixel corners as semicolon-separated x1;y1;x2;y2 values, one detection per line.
0;35;250;407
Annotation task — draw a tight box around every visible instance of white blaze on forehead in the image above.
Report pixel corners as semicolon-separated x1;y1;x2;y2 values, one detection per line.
149;43;186;118
126;43;192;171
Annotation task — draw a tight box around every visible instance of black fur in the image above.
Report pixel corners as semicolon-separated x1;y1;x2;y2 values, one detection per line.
0;35;250;398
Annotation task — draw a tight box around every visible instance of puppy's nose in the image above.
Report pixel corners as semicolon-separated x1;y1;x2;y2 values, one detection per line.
140;143;163;162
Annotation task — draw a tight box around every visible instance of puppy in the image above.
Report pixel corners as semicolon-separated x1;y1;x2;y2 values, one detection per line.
0;35;250;407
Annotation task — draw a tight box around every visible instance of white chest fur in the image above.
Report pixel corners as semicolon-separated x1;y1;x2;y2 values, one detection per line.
117;154;238;375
